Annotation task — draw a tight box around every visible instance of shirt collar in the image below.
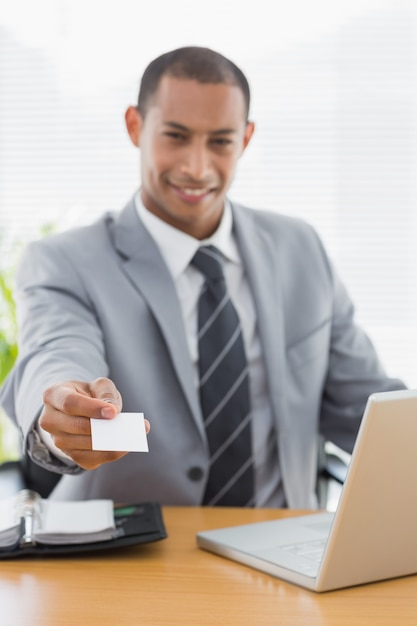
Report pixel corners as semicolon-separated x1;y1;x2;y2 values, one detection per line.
134;190;240;279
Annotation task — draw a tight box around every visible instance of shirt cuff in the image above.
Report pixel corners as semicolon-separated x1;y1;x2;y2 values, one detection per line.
26;423;82;475
36;420;74;462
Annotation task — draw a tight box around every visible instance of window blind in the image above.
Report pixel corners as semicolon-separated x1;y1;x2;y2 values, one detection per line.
0;1;416;385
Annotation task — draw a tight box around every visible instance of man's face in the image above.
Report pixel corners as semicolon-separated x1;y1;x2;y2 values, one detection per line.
126;76;254;240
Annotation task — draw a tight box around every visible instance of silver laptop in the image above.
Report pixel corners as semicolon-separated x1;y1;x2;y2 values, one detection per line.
196;388;417;592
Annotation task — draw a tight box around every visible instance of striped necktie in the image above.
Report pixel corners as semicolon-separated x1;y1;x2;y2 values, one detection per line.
191;245;254;507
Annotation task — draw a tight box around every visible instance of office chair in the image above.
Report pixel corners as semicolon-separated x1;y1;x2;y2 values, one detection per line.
316;436;350;510
0;455;61;499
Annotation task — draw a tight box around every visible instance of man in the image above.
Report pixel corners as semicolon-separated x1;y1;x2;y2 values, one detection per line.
0;46;404;507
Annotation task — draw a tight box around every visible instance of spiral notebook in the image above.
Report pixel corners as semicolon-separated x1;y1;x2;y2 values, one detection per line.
197;388;417;592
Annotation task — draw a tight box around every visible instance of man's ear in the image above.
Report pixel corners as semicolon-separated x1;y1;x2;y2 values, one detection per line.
241;120;255;154
125;106;142;148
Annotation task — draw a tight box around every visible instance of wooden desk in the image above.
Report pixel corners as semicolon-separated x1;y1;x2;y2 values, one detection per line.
1;507;416;625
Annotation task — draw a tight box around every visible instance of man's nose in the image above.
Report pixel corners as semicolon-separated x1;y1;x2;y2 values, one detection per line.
180;141;212;180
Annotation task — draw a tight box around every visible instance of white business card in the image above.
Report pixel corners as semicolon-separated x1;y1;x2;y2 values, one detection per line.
90;412;149;452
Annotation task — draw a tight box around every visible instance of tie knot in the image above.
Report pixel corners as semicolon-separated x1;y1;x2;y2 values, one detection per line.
191;246;225;282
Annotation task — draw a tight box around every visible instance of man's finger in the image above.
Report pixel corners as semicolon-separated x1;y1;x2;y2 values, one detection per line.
88;377;123;418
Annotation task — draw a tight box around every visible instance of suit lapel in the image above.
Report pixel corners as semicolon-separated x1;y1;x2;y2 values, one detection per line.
231;203;287;433
232;203;313;507
108;199;204;437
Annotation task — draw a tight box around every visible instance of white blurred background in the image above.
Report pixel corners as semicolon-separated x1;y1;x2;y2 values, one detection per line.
1;0;417;384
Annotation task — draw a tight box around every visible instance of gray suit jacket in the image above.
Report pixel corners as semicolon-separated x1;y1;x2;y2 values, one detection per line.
0;197;404;507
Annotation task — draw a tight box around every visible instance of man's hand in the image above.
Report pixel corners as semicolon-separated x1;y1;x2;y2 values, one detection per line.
39;377;150;470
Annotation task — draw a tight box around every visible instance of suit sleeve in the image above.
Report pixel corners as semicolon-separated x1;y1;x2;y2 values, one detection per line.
0;237;109;472
319;256;406;452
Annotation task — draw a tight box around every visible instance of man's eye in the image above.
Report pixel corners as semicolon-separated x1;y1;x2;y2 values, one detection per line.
212;138;232;146
165;132;186;141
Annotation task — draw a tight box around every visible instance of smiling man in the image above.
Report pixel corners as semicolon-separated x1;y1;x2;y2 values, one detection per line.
125;64;254;239
0;46;404;508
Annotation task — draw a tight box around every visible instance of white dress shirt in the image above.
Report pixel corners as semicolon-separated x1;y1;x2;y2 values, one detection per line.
135;192;285;507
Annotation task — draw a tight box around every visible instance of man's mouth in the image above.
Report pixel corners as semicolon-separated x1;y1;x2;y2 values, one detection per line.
181;187;208;197
170;182;216;202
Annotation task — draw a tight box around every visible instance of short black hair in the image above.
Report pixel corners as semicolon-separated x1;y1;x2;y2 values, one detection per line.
137;46;251;120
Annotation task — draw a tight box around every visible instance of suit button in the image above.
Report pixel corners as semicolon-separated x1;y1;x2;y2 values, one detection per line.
187;466;204;482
